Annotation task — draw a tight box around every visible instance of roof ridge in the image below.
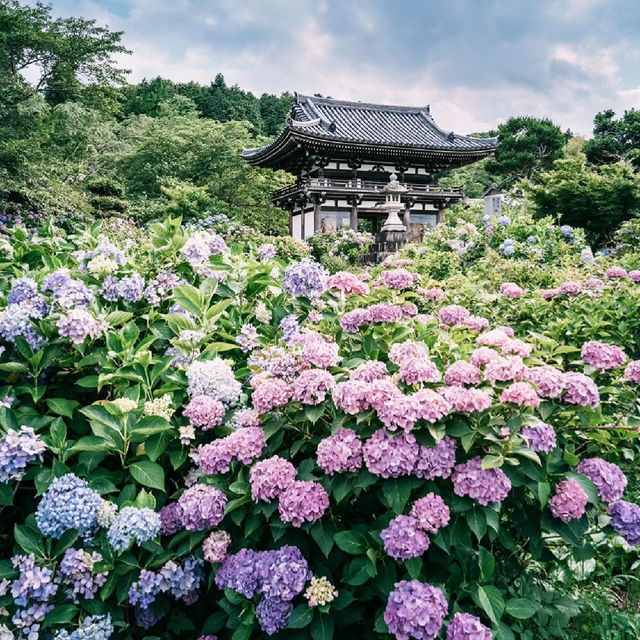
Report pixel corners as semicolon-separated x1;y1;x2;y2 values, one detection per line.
295;92;429;113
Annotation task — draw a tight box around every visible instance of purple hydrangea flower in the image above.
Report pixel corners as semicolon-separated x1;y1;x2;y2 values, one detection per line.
256;597;293;635
446;612;492;640
282;259;327;297
58;548;107;600
278;480;329;527
452;458;511;505
0;426;46;483
178;484;227;531
608;500;640;545
410;493;450;534
316;427;363;474
363;429;419;478
381;515;430;560
576;458;627;503
549;480;587;522
384;580;448;640
521;423;557;453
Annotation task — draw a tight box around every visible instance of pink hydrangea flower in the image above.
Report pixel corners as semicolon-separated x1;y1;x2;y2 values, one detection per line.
525;366;566;398
476;329;511;349
605;266;628;279
234;408;262;427
414;437;457;480
383;268;417;290
332;380;371;414
461;315;490;331
316;428;363;474
389;340;429;365
624;361;640;384
349;360;388;382
562;372;600;407
501;338;532;357
413;389;452;423
398;358;441;385
444;361;481;386
440;386;492;413
325;271;370;296
446;613;492;640
278;480;329;527
581;341;626;371
470;347;502;368
439;305;470;326
183;395;225;430
500;282;524;298
377;394;420;432
252;378;293;414
629;270;640;283
484;355;526;385
452;457;511;505
292;369;335;405
250;456;296;502
381;514;430;560
550;480;587;521
418;287;446;300
363;429;419;478
410;493;450;534
368;378;402;410
500;382;540;409
558;281;582;296
229;427;265;464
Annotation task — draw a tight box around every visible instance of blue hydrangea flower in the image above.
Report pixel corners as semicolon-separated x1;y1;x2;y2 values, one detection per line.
0;426;46;483
53;614;114;640
107;507;161;551
282;259;327;298
7;277;39;305
498;215;511;226
36;474;102;539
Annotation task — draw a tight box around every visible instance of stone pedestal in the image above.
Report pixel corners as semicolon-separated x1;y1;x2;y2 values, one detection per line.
360;230;408;265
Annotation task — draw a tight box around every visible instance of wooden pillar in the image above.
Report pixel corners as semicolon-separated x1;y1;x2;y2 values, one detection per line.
289;208;293;236
300;206;306;239
403;205;411;230
350;203;358;231
314;201;321;233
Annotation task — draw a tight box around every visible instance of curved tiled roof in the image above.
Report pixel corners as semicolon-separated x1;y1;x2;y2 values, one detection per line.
243;93;498;163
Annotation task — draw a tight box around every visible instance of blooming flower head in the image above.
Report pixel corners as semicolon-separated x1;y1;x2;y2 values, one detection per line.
58;548;107;600
444;361;481;386
576;458;627;503
326;271;370;295
439;305;470;326
440;386;492;413
183;395;225;430
350;360;388;382
605;266;628;279
203;530;231;563
410;493;450;534
524;366;565;398
608;500;640;545
304;576;338;607
452;458;511;505
500;282;523;298
143;394;174;420
363;429;419;478
446;612;492;640
292;369;335;405
178;484;227;531
36;474;102;539
278;480;329;527
252;377;293;414
398;358;441;386
377;394;420;432
484;355;526;385
500;381;540;409
381;514;430;560
0;426;46;483
282;259;327;297
256;597;293;635
549;480;587;522
384;580;448;640
107;507;161;551
160;503;183;536
624;361;640;384
562;372;599;407
186;358;241;406
56;309;105;344
414;436;457;480
581;341;626;371
250;456;297;501
383;268;416;290
316;428;363;474
332;379;371;414
521;423;556;453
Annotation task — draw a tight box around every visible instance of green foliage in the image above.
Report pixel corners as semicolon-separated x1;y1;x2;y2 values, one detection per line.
308;229;374;271
584;108;640;167
525;155;640;244
487;116;567;184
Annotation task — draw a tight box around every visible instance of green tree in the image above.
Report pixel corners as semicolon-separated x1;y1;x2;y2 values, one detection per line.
120;76;177;116
259;90;294;136
525;153;640;243
0;0;130;107
584;108;640;166
487;116;567;184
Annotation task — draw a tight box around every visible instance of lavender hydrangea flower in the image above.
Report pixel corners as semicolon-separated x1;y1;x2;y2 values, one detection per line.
363;428;419;478
36;474;102;539
446;612;492;640
237;323;259;352
278;480;329;527
608;501;640;545
107;507;161;551
576;458;627;503
521;423;557;453
452;458;511;505
410;493;450;534
282;259;327;297
58;548;107;600
257;545;311;601
0;426;46;483
256;597;293;635
381;515;430;560
280;314;300;344
549;480;587;522
250;456;297;501
10;553;57;606
159;502;184;536
203;530;231;563
0;300;46;349
117;273;145;303
384;580;448;640
7;277;39;304
57;309;105;344
129;569;163;609
178;484;227;530
316;427;362;474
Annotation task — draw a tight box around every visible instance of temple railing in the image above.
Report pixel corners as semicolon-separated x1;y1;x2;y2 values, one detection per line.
273;178;464;200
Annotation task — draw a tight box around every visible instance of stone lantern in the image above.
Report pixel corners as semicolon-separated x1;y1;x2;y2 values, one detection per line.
379;173;407;232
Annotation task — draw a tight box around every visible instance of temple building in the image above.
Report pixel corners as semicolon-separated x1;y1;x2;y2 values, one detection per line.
242;93;498;241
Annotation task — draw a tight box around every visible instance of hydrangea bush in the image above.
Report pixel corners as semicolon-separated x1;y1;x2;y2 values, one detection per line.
0;215;638;639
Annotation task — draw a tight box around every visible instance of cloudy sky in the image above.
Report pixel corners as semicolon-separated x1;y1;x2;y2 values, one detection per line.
43;0;640;136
